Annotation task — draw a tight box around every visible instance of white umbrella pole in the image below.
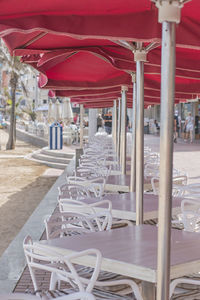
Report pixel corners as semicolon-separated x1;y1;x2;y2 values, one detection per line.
80;104;84;148
155;1;182;299
112;100;117;148
135;45;146;225
121;86;128;175
130;73;137;192
117;98;121;160
88;108;97;142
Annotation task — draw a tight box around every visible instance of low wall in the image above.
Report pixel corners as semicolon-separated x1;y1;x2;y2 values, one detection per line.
6;124;48;148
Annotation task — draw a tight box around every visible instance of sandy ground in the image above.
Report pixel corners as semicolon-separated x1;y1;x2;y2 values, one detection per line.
0;130;61;256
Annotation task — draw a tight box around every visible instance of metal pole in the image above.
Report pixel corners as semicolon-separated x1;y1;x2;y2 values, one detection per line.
80;104;84;148
88;108;97;142
135;59;144;225
121;86;128;175
112;100;117;148
130;73;137;192
157;21;176;300
117;98;121;161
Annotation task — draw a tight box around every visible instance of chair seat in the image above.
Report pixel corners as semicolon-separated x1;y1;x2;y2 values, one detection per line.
171;289;200;299
33;289;135;300
92;288;134;300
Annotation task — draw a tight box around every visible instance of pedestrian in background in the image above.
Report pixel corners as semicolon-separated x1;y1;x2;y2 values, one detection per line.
97;114;103;131
103;110;112;134
184;112;194;143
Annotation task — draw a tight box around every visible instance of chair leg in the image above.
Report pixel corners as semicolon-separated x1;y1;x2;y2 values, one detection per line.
28;267;38;292
50;272;58;290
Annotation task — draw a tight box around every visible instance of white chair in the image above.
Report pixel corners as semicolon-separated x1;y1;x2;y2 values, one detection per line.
170;277;200;299
177;183;200;199
76;166;110;180
66;177;105;198
174;199;200;232
58;198;112;216
79;157;106;168
144;163;159;179
44;210;113;240
151;175;188;196
58;184;93;201
24;236;143;300
144;152;160;165
0;292;96;300
23;235;101;293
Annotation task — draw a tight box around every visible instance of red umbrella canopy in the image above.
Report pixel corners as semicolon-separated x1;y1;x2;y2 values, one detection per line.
18;48;200;106
20;47;200;93
21;51;132;89
3;32;200;79
0;0;200;49
0;0;160;42
69;93;184;108
56;88;194;101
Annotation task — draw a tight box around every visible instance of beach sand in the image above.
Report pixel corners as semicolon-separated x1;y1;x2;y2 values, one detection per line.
0;130;61;256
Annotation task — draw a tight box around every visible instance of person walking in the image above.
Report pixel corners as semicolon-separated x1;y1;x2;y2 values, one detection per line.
103;110;112;134
97;114;103;131
173;113;179;143
184;112;194;143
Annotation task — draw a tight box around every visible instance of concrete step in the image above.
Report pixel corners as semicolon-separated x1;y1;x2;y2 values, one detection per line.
26;155;67;169
32;152;71;165
41;147;74;159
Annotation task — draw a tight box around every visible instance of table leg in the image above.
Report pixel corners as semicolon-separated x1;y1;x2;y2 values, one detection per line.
141;281;156;300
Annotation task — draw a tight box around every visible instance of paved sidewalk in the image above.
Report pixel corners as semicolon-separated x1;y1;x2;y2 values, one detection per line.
2;134;200;294
145;134;200;184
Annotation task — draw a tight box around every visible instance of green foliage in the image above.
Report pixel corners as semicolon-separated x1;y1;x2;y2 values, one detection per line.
0;40;34;149
22;102;37;121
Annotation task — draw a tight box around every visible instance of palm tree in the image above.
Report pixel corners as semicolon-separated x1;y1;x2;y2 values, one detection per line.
0;40;31;149
22;101;37;122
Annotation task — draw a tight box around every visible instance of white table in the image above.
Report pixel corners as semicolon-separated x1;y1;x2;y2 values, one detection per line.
109;164;131;176
38;225;200;300
105;175;152;192
62;192;183;221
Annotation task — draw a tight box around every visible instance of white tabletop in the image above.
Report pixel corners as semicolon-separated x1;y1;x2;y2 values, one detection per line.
105;175;152;192
38;225;200;283
105;175;130;192
62;192;182;221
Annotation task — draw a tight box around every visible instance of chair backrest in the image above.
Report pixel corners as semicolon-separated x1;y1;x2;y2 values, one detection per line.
23;236;102;293
76;166;101;178
58;183;92;200
151;175;188;196
144;163;159;179
56;199;112;233
144;152;160;165
180;199;200;231
79;157;106;168
58;198;112;214
181;183;200;197
44;210;112;239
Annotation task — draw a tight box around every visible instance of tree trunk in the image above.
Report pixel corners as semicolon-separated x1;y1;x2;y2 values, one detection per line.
14;115;16;142
6;73;17;150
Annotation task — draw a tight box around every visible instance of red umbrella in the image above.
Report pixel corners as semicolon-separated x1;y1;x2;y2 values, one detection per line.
18;49;200;98
0;0;199;50
10;36;200;80
55;86;196;100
